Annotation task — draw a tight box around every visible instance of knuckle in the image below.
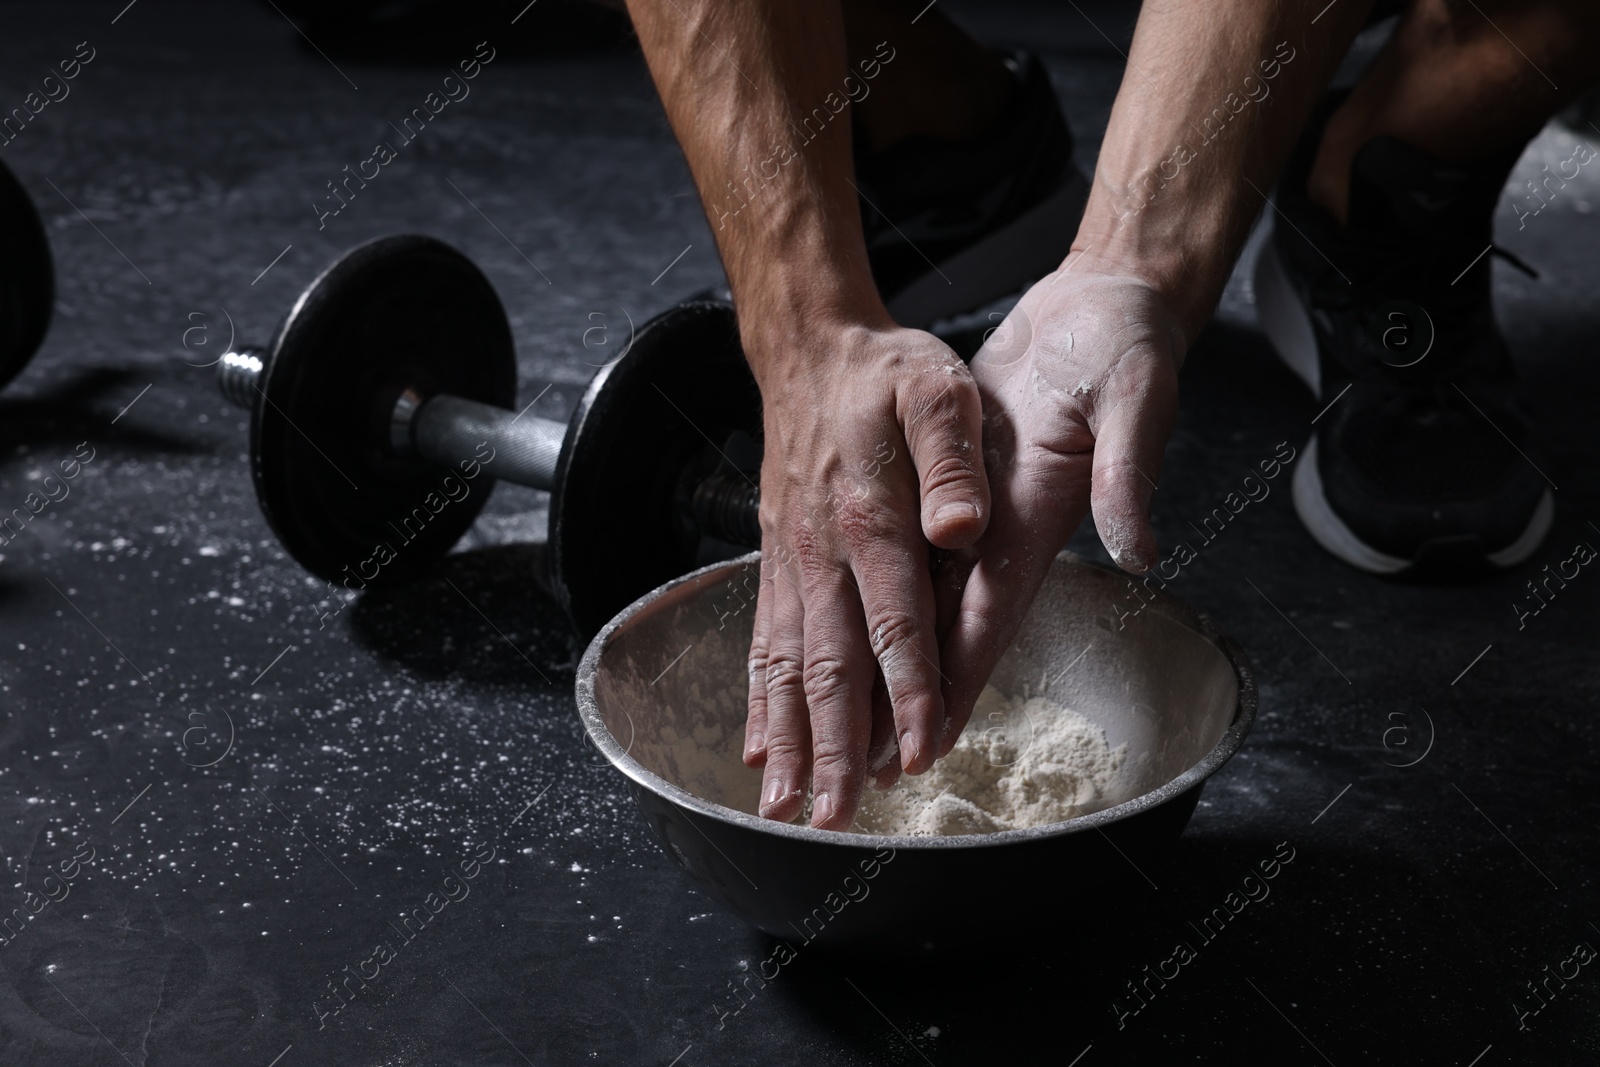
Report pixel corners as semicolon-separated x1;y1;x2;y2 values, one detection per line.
808;743;860;784
918;452;981;497
759;549;788;581
832;494;898;548
787;519;830;563
764;653;806;701
747;648;770;695
865;610;919;663
801;654;853;708
906;370;978;424
758;491;795;540
761;733;808;768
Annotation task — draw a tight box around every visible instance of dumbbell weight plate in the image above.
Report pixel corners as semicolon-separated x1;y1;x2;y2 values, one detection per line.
551;300;761;638
252;234;516;587
0;159;53;390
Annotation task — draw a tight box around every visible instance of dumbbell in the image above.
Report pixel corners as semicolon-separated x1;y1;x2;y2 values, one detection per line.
0;156;54;390
216;233;763;636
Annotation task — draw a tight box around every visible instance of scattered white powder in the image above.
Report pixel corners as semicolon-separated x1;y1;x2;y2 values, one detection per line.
843;685;1129;836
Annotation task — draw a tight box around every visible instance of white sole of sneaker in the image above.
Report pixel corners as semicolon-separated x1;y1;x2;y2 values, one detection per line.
885;167;1090;329
1252;232;1321;400
1290;438;1410;574
1255;221;1556;574
1486;488;1556;567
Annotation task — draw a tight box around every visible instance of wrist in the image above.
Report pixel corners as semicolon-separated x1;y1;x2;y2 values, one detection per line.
734;263;895;389
1068;81;1279;344
1067;179;1243;347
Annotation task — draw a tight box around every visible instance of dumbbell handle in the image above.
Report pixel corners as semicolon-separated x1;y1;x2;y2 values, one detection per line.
216;346;763;545
407;394;565;488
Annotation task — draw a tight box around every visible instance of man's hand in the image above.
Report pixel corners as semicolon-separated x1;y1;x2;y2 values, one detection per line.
742;318;988;830
934;268;1184;746
624;0;1369;824
620;0;991;829
924;0;1378;752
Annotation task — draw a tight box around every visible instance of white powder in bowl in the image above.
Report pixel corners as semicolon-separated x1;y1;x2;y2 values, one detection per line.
845;685;1130;836
599;645;1136;838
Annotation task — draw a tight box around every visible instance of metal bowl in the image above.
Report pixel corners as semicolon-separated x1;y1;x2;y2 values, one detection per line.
576;551;1255;953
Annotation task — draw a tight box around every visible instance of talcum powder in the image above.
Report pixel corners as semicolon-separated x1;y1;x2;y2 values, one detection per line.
607;658;1135;837
845;685;1131;836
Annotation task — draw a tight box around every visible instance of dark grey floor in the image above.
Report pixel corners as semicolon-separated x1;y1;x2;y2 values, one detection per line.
0;2;1596;1065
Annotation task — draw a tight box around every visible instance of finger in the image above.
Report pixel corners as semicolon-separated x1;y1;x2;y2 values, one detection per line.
936;552;1055;760
898;361;991;550
931;547;977;646
798;562;876;831
865;670;901;791
850;524;946;776
758;556;810;822
937;465;1091;758
743;552;777;767
1089;361;1177;575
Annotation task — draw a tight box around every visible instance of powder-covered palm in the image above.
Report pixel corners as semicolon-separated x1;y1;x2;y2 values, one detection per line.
935;269;1185;752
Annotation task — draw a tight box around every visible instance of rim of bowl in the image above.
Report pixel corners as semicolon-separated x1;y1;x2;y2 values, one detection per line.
576;551;1257;850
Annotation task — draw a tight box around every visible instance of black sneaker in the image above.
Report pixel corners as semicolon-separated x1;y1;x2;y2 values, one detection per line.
855;52;1088;329
1254;95;1553;577
0;157;51;390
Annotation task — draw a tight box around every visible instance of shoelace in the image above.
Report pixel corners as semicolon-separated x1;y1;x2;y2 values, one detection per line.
1490;245;1540;280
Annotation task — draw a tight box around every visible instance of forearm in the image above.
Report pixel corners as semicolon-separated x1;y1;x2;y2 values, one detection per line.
624;0;890;382
1073;0;1376;342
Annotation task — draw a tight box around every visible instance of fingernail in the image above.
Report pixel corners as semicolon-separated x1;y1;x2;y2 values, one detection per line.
934;502;978;525
744;730;765;759
811;791;833;827
899;730;921;772
762;779;784;813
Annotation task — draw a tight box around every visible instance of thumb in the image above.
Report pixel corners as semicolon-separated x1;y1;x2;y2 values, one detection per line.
900;366;991;550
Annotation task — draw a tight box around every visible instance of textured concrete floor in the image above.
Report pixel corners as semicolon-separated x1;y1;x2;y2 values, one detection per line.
0;2;1596;1065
